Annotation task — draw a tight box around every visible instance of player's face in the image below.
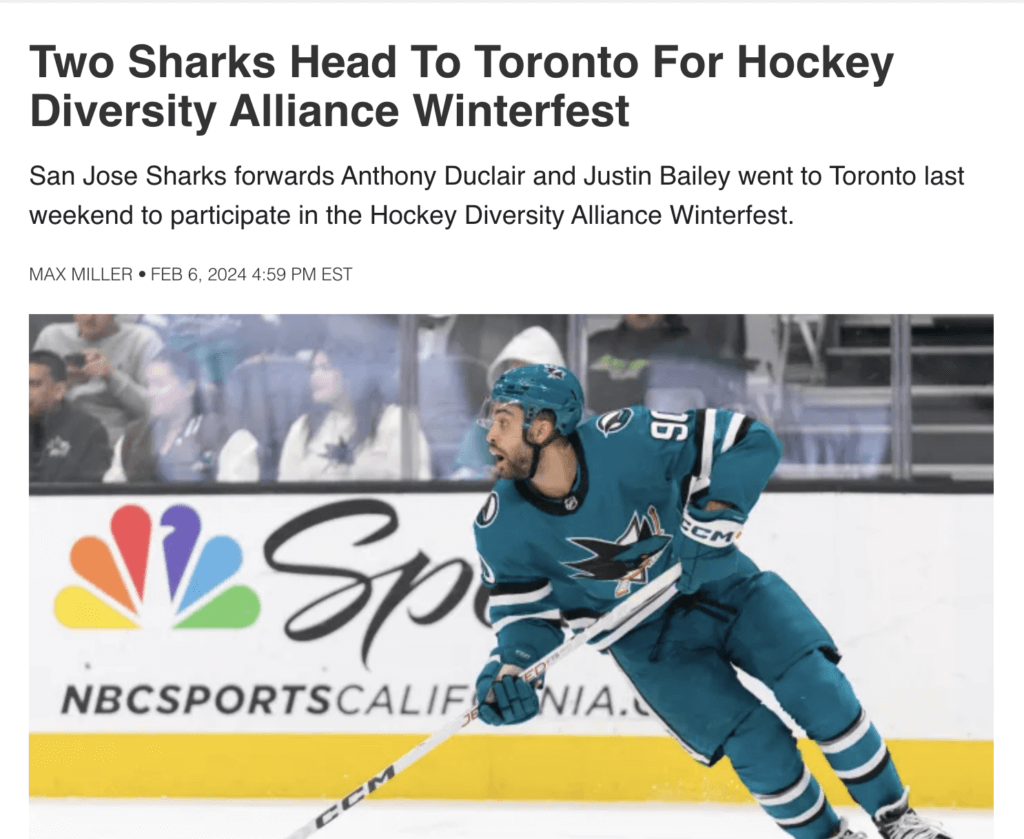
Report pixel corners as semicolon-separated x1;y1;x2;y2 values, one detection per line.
486;403;534;480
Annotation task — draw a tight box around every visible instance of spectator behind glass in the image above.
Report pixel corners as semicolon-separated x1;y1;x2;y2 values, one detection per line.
30;350;111;483
278;348;430;481
448;326;566;479
104;350;259;483
588;315;750;415
29;315;73;349
33;314;163;446
138;315;247;404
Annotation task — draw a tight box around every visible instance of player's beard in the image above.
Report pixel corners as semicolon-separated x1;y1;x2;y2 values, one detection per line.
490;443;534;480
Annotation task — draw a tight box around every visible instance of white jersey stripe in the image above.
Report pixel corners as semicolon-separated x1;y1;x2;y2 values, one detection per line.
834;742;889;780
773;787;825;826
488;583;554;610
491;609;562;634
564;616;598;630
753;767;811;806
720;412;747;454
700;409;716;481
819;711;871;754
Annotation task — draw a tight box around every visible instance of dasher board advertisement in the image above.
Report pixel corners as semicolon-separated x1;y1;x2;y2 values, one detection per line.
31;491;992;741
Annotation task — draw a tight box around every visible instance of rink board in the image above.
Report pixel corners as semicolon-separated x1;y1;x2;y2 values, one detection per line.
30;490;993;804
29;733;992;807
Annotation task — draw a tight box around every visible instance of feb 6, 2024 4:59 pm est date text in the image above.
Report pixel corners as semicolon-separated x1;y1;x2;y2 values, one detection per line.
28;266;354;282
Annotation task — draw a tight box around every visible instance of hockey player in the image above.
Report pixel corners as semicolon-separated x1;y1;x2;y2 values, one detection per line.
473;364;950;839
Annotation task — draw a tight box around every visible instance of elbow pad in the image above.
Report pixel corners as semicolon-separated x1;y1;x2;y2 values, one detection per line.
681;504;747;550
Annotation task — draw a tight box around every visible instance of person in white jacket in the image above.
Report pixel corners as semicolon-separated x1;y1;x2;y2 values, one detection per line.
448;325;566;479
277;349;431;482
104;350;259;483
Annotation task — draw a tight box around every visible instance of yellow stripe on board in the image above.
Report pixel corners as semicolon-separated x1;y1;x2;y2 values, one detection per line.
30;734;992;808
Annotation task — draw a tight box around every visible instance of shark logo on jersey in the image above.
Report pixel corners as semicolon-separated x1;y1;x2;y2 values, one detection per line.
545;365;566;379
597;408;633;437
564;506;672;597
476;492;499;527
479;554;496;585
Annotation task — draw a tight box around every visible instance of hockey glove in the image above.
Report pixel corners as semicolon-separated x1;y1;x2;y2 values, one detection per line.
680;503;747;553
475;647;543;726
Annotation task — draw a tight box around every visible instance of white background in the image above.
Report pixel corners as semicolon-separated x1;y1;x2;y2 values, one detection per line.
1;5;1022;303
5;4;1018;836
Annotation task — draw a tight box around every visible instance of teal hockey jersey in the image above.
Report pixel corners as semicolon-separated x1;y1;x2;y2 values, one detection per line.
474;406;783;658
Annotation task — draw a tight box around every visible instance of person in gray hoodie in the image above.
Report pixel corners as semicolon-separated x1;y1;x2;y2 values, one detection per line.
448;326;566;479
33;315;162;447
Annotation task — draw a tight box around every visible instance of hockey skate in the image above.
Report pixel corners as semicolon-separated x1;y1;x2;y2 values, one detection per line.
874;788;952;839
831;817;868;838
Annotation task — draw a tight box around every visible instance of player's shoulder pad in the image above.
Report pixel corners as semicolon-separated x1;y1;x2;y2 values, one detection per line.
473;483;530;584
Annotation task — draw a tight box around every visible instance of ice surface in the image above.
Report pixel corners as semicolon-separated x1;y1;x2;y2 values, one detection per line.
29;799;994;839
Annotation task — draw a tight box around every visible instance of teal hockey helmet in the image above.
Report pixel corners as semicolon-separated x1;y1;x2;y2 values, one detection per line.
487;364;584;436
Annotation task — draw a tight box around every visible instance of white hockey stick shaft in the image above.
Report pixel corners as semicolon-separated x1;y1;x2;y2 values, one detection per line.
282;563;681;839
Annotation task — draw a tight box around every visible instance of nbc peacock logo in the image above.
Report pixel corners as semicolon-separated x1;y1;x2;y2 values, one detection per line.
54;504;260;629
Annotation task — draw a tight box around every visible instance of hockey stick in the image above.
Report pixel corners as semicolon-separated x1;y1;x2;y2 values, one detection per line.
282;562;682;839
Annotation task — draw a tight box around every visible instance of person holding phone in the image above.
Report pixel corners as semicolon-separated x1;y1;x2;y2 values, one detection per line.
33;315;163;446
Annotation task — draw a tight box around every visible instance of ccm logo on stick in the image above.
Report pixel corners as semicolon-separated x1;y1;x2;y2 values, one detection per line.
314;766;396;826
